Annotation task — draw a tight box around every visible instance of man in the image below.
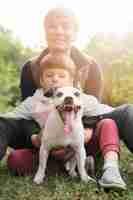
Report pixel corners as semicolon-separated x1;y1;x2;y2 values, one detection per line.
20;7;103;101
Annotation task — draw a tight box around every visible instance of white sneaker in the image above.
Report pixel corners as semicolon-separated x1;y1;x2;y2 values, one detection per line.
99;167;127;190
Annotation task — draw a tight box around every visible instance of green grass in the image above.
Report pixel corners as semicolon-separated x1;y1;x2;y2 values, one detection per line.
0;145;133;200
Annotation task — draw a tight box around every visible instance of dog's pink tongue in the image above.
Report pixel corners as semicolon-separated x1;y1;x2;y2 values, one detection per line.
64;112;72;135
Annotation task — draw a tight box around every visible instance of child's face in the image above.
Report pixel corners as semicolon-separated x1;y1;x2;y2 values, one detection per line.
40;68;73;90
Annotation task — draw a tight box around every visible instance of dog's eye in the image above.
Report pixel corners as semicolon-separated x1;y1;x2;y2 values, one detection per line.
56;92;63;97
74;91;80;97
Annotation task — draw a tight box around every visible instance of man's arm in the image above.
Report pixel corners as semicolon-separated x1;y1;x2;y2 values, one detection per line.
82;59;104;102
71;47;104;101
82;93;99;116
1;97;33;120
20;61;37;100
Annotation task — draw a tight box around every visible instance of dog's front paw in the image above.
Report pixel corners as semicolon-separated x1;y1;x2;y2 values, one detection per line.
81;175;96;183
33;174;44;185
69;170;78;178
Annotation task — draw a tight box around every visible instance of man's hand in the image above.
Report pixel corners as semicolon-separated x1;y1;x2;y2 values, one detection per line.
84;128;93;144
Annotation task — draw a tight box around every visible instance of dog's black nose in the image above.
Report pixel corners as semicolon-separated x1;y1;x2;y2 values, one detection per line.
64;96;73;104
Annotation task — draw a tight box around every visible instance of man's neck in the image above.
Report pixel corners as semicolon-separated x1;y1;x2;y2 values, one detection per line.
50;49;71;56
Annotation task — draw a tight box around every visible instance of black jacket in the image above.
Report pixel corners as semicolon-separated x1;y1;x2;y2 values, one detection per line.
20;47;103;101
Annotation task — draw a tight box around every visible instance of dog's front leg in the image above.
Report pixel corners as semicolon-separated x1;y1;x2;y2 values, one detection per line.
65;156;77;178
75;145;95;183
34;143;49;184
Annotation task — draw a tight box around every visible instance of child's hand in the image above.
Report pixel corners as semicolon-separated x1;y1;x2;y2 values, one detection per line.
31;134;41;148
84;128;93;144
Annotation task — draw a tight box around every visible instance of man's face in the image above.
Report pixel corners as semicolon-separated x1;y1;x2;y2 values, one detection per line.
40;68;73;90
44;13;78;53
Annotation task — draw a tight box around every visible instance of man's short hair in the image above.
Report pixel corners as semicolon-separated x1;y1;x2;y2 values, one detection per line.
44;7;79;32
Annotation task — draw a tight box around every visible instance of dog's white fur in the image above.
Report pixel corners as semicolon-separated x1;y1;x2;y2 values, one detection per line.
34;87;93;184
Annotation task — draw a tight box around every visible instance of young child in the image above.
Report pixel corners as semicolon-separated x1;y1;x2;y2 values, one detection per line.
2;54;126;189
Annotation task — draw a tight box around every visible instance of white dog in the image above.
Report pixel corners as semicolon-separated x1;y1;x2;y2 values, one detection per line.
33;87;94;184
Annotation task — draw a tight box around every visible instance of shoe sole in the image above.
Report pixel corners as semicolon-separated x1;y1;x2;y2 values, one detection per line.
98;180;127;190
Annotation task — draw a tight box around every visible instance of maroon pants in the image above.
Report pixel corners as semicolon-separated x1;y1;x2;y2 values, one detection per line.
7;119;120;176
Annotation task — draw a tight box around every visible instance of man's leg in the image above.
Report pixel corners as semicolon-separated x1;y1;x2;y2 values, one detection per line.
7;148;69;176
0;118;39;176
7;149;39;176
96;119;126;190
102;104;133;153
0;117;22;160
6;119;40;176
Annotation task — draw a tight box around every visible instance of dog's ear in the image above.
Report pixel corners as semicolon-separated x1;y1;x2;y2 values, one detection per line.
44;88;54;97
43;88;57;98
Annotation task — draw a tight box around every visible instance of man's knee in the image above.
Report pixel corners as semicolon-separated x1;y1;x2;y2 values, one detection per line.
0;142;7;160
7;149;39;176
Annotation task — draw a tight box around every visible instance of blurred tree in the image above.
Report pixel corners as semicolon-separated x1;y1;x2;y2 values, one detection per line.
0;25;34;111
84;32;133;105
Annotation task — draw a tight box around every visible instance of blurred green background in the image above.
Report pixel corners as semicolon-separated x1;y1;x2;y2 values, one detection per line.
0;25;133;112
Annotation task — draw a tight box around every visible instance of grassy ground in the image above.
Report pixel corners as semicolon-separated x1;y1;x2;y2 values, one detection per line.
0;144;133;200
